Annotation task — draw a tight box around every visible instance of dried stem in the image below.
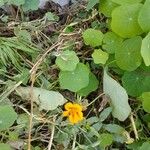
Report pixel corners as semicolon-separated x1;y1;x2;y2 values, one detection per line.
130;113;139;140
48;116;56;150
27;42;61;149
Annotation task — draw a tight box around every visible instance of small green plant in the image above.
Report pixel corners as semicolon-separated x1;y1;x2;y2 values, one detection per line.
0;0;150;149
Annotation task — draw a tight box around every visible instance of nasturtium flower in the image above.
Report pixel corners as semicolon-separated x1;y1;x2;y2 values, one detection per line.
63;102;84;124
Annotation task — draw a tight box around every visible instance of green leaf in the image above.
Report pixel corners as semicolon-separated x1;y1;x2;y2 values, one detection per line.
92;49;109;64
45;12;59;21
14;29;31;43
99;0;118;17
22;0;39;11
139;142;150;150
112;0;142;5
111;4;143;38
102;32;123;54
115;36;142;71
77;72;99;96
56;50;79;71
82;28;104;47
87;0;99;11
103;69;131;121
59;63;90;92
99;107;112;122
9;131;19;141
141;92;150;113
122;70;150;97
0;143;11;150
17;113;29;127
8;0;25;6
138;0;150;32
99;133;113;148
0;0;4;7
16;87;66;111
0;105;17;130
104;124;125;134
141;33;150;66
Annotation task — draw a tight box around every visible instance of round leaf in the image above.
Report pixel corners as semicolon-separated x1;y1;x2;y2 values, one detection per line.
59;63;90;92
122;70;150;97
56;50;79;71
139;142;150;150
0;143;11;150
115;36;142;71
111;4;143;38
77;72;99;96
92;49;109;65
141;92;150;113
22;0;39;11
82;28;104;47
99;0;118;17
0;105;17;131
141;32;150;66
138;0;150;32
102;32;123;54
112;0;142;5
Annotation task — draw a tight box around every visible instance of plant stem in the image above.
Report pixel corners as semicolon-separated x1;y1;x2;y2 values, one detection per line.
72;134;76;150
48;116;56;150
87;93;104;107
130;113;139;140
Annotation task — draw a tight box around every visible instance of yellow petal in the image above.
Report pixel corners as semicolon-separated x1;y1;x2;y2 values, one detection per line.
76;111;83;121
65;102;73;110
69;113;78;124
73;103;82;111
63;111;69;117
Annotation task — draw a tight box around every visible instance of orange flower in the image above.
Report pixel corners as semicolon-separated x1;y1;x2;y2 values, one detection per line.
63;102;84;124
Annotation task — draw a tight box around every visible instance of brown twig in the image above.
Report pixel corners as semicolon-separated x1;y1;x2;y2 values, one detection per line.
27;42;61;150
47;116;56;150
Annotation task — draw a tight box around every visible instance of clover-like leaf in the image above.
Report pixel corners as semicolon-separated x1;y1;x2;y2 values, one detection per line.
102;32;123;54
86;0;99;11
92;49;109;65
141;32;150;66
115;36;142;71
0;105;17;131
16;87;66;111
56;50;79;71
45;12;59;21
77;72;99;96
82;28;104;47
122;70;150;97
103;69;131;121
112;0;142;5
138;0;150;32
111;4;143;38
99;0;118;17
59;63;90;92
